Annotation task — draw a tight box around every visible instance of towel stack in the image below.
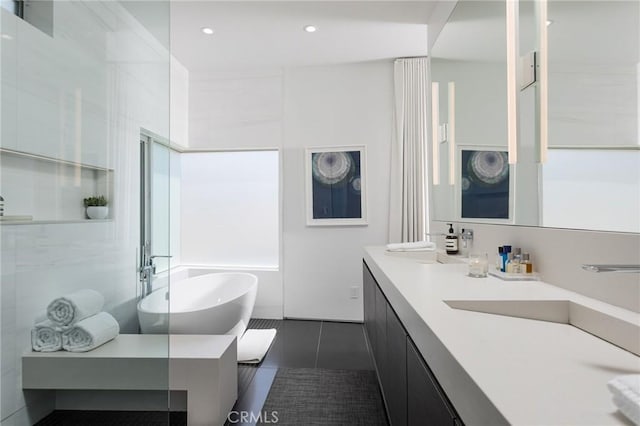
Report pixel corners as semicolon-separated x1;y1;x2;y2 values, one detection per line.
31;289;120;353
385;241;436;252
608;375;640;425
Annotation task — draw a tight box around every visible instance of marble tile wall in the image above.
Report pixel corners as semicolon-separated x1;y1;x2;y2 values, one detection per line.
0;2;182;424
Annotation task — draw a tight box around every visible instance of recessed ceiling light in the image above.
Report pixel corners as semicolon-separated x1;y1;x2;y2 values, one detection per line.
201;27;214;35
303;25;317;33
546;20;553;27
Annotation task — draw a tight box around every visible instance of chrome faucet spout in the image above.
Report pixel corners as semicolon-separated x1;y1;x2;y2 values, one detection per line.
582;264;640;273
460;228;474;249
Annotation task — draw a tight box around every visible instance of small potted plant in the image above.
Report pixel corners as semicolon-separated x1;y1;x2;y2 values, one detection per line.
83;196;108;220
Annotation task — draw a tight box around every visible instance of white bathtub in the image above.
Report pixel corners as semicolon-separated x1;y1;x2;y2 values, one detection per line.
137;272;258;339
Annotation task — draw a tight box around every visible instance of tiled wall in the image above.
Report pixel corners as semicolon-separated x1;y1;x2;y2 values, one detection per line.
0;2;182;424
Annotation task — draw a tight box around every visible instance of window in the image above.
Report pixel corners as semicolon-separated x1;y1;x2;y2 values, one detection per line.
180;151;280;268
2;0;53;36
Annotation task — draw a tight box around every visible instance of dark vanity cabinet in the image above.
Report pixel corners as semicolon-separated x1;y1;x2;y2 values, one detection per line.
385;303;408;425
363;263;377;354
363;261;462;426
374;283;388;391
407;338;459;425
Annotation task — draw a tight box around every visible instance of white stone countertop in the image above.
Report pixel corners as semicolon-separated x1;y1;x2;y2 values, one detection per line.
364;246;640;426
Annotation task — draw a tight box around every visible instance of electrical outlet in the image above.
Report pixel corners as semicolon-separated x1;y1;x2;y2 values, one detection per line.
349;286;359;299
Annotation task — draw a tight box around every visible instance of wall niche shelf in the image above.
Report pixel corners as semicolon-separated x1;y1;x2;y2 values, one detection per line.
0;219;113;226
0;148;114;224
0;148;114;172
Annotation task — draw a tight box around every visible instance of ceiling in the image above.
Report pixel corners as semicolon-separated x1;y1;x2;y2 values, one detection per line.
122;1;438;72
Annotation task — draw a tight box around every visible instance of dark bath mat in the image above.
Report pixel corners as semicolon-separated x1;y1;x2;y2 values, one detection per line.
258;368;387;426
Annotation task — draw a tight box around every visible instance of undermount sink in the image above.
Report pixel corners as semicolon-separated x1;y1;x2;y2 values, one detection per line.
444;299;640;356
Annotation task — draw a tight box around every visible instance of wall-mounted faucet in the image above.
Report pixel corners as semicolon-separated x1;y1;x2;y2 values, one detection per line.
460;228;474;249
582;264;640;273
139;251;173;297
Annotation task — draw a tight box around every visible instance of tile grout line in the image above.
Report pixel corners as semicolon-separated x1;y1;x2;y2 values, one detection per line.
314;321;323;368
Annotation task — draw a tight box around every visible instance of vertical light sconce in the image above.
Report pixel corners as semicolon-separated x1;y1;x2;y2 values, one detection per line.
448;82;456;185
506;0;519;165
431;82;440;185
537;0;549;163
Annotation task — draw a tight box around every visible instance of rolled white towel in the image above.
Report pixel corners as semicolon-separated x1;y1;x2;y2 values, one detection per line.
386;241;436;252
47;289;104;328
608;374;640;425
31;320;62;352
62;312;119;352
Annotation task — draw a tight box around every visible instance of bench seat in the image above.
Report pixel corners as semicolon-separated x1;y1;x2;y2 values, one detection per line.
23;334;237;426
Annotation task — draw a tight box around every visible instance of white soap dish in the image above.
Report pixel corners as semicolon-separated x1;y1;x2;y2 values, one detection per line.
488;270;540;281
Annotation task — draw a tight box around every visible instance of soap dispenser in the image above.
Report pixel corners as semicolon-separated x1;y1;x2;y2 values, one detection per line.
445;223;459;255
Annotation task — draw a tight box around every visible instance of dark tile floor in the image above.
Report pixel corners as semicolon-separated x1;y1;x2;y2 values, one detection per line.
231;319;375;426
35;319;378;426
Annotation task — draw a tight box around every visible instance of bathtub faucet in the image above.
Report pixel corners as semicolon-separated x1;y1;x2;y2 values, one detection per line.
140;254;172;296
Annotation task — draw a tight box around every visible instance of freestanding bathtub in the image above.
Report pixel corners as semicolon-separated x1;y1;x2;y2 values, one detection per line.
137;272;258;339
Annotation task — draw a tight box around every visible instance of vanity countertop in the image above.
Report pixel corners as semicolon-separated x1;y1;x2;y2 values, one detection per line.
364;246;640;426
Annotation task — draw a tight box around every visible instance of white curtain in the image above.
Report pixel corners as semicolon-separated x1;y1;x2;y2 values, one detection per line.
388;58;429;243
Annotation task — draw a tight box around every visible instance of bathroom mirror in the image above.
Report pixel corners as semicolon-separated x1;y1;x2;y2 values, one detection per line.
430;0;511;223
430;0;640;234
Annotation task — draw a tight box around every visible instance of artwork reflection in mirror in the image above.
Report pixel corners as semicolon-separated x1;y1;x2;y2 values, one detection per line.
461;149;509;220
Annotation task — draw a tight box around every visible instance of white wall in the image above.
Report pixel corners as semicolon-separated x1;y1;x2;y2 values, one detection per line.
188;70;283;150
0;2;182;424
187;61;393;321
282;62;393;321
170;57;189;148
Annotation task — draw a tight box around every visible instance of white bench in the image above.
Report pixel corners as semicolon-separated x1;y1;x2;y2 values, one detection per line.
23;334;237;426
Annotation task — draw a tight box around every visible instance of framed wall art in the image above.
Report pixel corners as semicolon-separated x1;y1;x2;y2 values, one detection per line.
305;146;367;226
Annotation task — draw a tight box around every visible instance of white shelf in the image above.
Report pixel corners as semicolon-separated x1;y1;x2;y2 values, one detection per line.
0;147;113;171
1;147;114;225
0;219;112;226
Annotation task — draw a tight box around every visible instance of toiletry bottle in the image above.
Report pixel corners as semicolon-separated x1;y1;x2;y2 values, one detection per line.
445;223;459;255
512;248;522;274
496;246;504;270
505;253;514;273
522;253;533;273
501;245;511;272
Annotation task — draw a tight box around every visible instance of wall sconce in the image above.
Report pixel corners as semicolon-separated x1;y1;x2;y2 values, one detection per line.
448;82;456;185
506;0;519;165
537;0;549;163
431;81;440;185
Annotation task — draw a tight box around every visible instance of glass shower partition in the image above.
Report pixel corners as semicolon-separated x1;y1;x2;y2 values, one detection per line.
0;0;172;424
